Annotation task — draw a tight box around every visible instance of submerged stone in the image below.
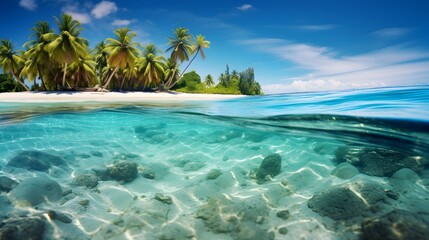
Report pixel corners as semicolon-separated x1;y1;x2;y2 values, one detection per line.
361;210;429;240
0;176;18;193
308;181;387;221
333;146;425;177
154;193;173;205
331;163;359;179
7;150;67;172
256;154;282;184
196;195;271;238
10;175;62;206
72;174;99;189
47;210;72;223
0;217;45;240
276;210;290;220
108;161;138;183
278;227;289;235
207;169;223;180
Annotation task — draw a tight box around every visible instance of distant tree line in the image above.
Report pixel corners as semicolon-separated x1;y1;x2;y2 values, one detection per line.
175;65;263;95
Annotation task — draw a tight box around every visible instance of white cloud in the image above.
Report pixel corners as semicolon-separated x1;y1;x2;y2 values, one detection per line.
19;0;37;11
62;5;91;24
112;19;131;26
67;12;92;24
241;38;429;93
295;24;337;31
372;28;412;39
237;4;253;11
91;1;118;19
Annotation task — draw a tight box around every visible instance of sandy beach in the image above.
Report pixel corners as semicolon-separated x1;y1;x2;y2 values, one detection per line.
0;92;244;103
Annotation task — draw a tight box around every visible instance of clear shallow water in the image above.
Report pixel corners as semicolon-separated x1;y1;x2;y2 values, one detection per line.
0;85;428;240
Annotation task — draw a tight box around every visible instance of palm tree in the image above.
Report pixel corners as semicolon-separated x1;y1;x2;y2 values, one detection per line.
203;74;214;88
164;28;193;88
218;73;228;87
102;28;141;89
231;70;239;80
43;14;88;89
136;44;165;88
0;40;30;91
166;34;210;89
68;55;97;88
21;21;54;90
93;41;108;79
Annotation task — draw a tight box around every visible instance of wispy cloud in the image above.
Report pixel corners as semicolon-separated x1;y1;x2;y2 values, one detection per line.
294;24;337;31
112;19;133;26
91;1;118;19
372;27;412;39
237;4;253;11
62;4;91;24
240;38;429;93
19;0;37;11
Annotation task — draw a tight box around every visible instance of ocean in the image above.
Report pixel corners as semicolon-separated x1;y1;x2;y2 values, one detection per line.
0;85;428;240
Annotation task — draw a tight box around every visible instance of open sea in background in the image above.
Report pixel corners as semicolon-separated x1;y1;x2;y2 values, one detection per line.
0;85;428;239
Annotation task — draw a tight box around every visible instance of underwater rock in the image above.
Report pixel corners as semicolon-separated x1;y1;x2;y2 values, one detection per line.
207;169;223;180
108;161;138;183
7;150;67;172
0;176;18;193
47;210;72;223
256;154;282;184
79;199;90;206
154;193;173;205
391;168;420;181
308;181;387;221
331;163;359;179
72;174;99;189
361;210;429;240
196;195;271;237
92;168;110;181
0;217;45;240
276;210;290;220
333;146;424;177
278;227;288;235
141;169;156;179
10;175;62;206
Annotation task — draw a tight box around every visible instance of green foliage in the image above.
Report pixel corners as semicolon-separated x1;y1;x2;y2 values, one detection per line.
175;70;201;89
239;67;263;95
176;76;241;94
203;74;214;87
0;73;25;92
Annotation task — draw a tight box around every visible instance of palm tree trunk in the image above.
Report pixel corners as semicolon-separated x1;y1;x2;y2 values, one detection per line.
62;62;68;90
166;52;199;89
102;66;119;89
11;71;30;91
164;66;177;89
38;67;47;91
119;76;126;91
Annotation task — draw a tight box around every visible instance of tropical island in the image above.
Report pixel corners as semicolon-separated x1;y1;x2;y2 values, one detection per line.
0;14;262;96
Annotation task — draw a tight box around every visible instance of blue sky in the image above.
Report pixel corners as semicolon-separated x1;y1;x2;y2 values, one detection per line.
1;0;429;93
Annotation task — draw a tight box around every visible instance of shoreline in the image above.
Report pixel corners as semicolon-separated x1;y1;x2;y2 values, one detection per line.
0;91;244;103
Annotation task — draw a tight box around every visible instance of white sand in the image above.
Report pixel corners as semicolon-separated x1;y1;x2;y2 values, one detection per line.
0;92;244;103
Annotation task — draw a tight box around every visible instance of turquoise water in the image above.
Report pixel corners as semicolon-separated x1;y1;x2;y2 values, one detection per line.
0;85;428;240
